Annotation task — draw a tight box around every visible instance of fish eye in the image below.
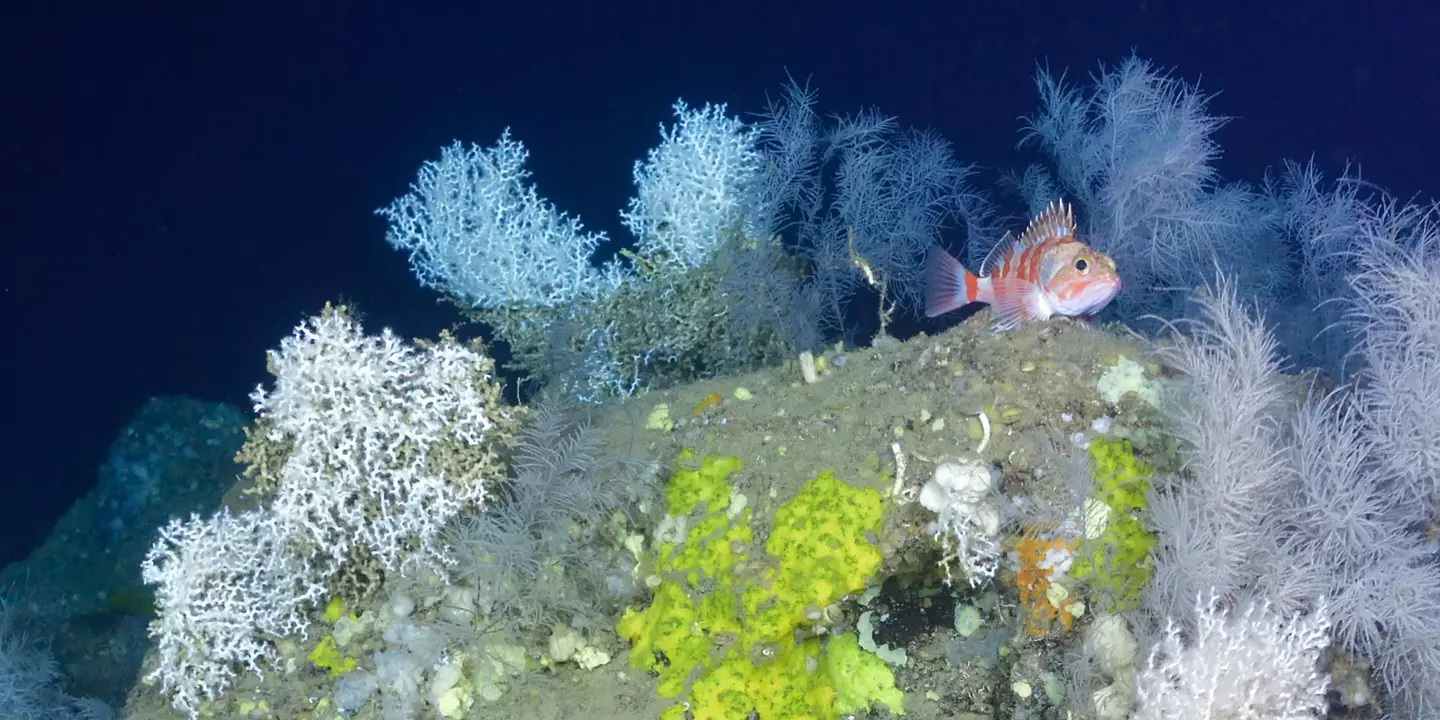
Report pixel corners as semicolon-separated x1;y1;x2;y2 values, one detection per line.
1074;258;1089;272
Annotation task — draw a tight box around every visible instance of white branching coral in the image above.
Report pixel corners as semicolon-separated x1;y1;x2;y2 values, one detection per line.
376;132;622;309
142;306;510;717
140;508;326;718
252;306;505;574
1135;591;1331;720
620;100;762;270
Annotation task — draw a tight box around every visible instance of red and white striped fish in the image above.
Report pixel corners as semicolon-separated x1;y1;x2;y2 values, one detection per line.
925;200;1121;329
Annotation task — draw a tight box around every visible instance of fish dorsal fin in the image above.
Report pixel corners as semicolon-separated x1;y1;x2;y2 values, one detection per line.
979;231;1015;277
979;200;1078;278
1020;199;1078;249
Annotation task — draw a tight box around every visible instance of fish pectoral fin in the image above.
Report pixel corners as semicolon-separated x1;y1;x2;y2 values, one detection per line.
987;278;1045;330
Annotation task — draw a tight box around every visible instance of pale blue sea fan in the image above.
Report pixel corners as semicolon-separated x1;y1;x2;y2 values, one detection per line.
0;600;113;720
1147;269;1440;718
621;100;763;271
748;79;997;335
835;120;993;313
745;78;824;244
1020;55;1276;322
1263;159;1372;374
377;132;623;310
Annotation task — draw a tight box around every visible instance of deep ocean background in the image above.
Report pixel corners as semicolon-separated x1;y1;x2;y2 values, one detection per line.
2;0;1436;567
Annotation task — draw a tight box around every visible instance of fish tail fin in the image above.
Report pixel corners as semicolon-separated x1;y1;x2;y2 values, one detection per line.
926;246;985;317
